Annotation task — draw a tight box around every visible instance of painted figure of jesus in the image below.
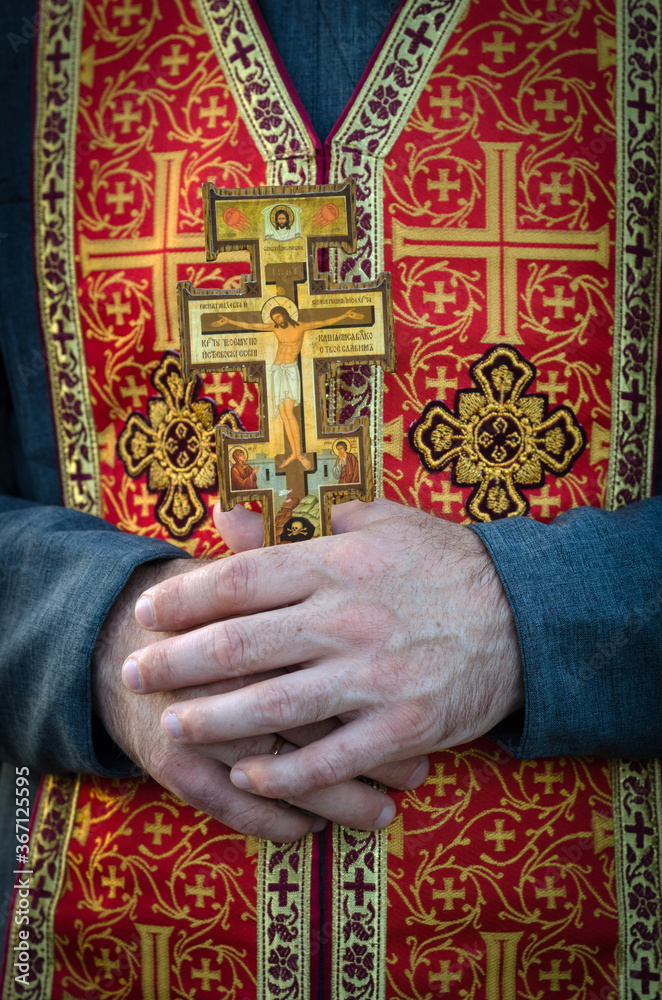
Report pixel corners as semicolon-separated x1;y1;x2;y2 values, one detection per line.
210;304;361;469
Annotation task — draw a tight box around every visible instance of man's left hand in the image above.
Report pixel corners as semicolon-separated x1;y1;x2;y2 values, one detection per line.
127;498;524;801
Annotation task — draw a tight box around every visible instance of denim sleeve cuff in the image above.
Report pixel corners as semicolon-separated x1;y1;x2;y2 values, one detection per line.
0;498;188;777
470;498;662;759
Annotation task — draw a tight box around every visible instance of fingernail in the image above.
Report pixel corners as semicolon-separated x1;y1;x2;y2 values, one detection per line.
135;594;155;628
163;713;182;740
311;817;327;833
404;761;430;790
231;769;252;791
375;803;396;829
122;658;142;692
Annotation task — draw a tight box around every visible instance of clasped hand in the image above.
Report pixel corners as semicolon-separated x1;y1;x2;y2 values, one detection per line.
117;498;522;837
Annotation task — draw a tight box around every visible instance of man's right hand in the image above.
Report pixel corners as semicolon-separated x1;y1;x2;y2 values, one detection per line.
92;558;429;841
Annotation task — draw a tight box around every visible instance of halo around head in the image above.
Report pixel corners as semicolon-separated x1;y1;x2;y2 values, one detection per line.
262;296;299;325
231;446;248;462
270;204;295;229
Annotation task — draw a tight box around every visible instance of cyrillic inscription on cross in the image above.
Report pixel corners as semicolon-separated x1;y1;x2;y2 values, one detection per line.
178;182;395;544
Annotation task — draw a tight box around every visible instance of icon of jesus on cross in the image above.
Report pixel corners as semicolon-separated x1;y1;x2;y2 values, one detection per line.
177;180;395;544
209;299;361;471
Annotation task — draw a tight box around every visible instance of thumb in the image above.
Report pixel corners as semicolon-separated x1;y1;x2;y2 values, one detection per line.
213;503;264;552
330;497;397;534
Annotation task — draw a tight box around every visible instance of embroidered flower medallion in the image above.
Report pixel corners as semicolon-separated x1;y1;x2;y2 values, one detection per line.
117;351;241;538
409;345;586;521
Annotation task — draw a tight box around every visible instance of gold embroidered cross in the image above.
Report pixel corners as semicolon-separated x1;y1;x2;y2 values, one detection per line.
191;959;221;990
101;865;125;899
94;948;121;980
143;812;173;846
539;959;571;990
409;345;585;522
178;182;395;544
535;875;567;910
392;142;609;343
429;960;462;992
433;877;466;911
184;874;215;909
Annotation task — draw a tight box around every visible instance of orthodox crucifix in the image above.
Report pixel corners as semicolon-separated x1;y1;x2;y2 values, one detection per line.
177;182;395;544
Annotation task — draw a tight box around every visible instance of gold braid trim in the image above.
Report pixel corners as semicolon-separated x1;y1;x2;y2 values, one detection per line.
33;0;100;516
1;776;80;1000
258;836;313;1000
195;0;318;187
608;1;662;994
2;2;89;995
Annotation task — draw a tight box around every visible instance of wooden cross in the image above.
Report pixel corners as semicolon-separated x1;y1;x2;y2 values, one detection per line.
178;182;395;544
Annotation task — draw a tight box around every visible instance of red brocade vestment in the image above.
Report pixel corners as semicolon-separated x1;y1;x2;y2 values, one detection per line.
2;1;662;998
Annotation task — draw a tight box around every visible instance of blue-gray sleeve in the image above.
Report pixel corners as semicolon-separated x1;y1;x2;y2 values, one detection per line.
0;495;185;776
0;0;189;779
472;496;662;760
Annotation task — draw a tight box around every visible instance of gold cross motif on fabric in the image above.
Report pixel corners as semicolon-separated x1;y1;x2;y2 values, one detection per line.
409;345;585;522
392;142;609;343
79;151;210;350
178;183;395;544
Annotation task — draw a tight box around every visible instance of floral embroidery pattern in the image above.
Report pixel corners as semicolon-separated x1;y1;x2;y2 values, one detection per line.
198;0;317;186
608;0;661;508
329;0;466;282
332;824;386;999
260;837;312;1000
409;346;586;521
